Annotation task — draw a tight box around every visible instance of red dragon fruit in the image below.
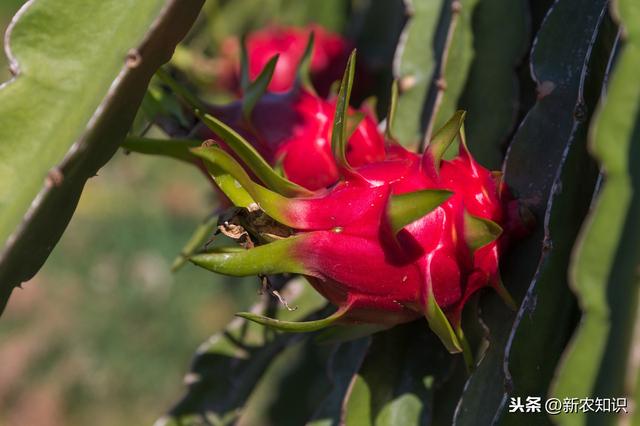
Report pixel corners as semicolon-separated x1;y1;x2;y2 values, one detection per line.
185;53;532;354
218;24;355;97
144;31;383;192
195;87;386;191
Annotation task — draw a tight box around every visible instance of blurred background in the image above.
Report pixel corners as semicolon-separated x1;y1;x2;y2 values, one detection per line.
0;1;401;424
0;1;291;424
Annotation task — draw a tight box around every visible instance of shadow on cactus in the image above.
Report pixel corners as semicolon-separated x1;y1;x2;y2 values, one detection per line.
140;46;533;366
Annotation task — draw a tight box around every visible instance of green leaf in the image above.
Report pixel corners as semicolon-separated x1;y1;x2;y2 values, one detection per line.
190;146;295;225
236;306;348;333
242;54;278;120
239;34;250;91
346;111;365;140
122;136;202;163
331;50;356;170
385;80;399;139
463;213;503;253
195;110;312;197
425;284;463;354
190;234;310;277
0;0;204;314
550;1;640;424
153;69;313;197
425;110;466;170
296;31;316;93
387;189;452;234
192;147;255;208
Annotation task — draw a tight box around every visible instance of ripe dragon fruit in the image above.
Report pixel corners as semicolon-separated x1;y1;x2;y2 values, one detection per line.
183;53;532;354
218;24;355;97
140;32;382;192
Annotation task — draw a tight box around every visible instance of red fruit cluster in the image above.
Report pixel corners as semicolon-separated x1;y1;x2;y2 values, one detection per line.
218;24;354;97
196;88;385;190
136;37;531;354
284;140;523;327
196;25;381;191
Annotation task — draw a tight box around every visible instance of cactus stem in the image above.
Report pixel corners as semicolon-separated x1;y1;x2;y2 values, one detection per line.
420;2;463;151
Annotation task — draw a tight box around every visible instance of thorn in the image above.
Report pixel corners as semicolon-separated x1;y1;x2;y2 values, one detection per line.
436;78;447;91
399;75;416;92
45;167;64;188
536;81;555;99
183;372;200;385
573;102;588;122
451;1;462;13
125;49;142;68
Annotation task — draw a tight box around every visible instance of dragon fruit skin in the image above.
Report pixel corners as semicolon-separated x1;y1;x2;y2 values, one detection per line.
190;132;529;339
274;143;519;326
196;88;386;190
219;24;354;96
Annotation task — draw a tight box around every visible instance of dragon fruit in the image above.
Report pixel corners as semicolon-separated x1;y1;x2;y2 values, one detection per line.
140;31;383;192
195;86;386;191
218;24;355;97
185;53;532;353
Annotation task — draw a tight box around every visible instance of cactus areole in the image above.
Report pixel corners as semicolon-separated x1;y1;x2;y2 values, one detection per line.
188;52;531;354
